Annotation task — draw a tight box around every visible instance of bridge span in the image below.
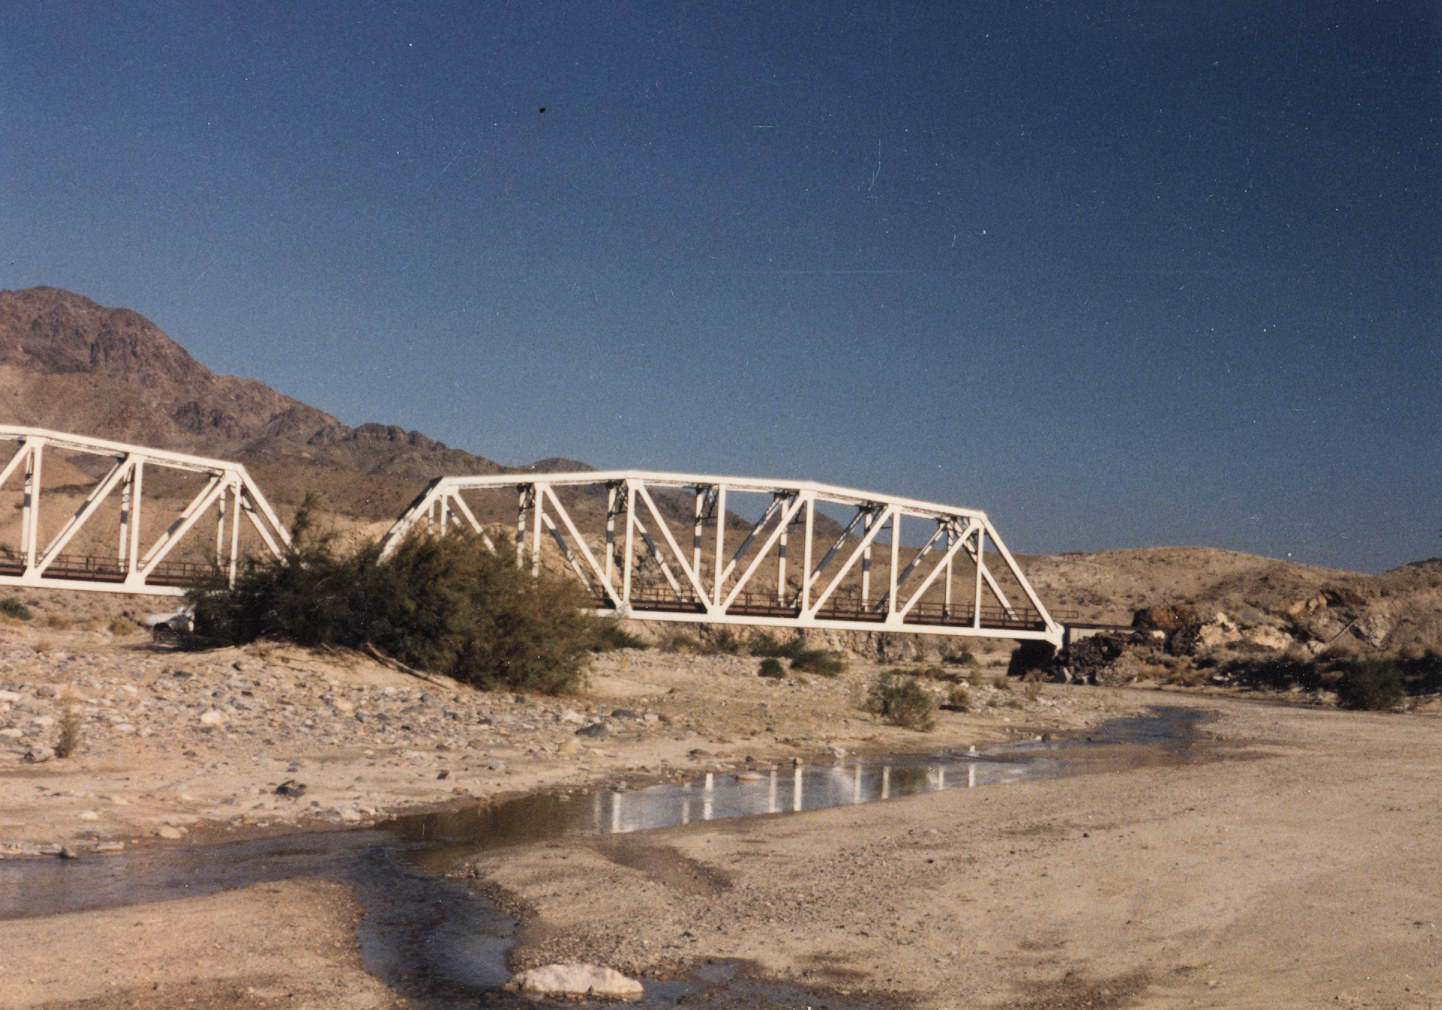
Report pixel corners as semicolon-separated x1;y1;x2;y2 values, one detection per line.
0;426;289;596
383;471;1064;648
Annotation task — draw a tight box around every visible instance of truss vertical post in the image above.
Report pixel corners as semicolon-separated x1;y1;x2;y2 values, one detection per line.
973;527;985;630
692;487;705;582
118;461;134;569
22;445;40;573
801;494;814;612
887;513;900;619
712;485;727;608
944;524;955;618
530;484;544;577
228;479;243;582
860;508;872;608
776;493;788;606
215;484;228;569
622;481;636;604
604;482;618;585
515;485;529;568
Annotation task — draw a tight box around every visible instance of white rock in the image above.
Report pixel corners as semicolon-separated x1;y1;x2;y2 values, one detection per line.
506;963;644;1001
199;709;225;726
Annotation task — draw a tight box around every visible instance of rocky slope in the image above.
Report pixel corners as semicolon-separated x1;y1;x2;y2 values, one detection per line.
0;287;507;516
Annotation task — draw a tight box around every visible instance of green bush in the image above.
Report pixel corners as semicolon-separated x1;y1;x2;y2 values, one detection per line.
0;597;32;621
866;671;937;731
790;649;845;677
749;632;807;660
190;513;595;694
1335;659;1405;711
758;657;786;679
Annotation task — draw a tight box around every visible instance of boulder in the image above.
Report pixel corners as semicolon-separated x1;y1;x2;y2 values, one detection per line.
505;963;644;1001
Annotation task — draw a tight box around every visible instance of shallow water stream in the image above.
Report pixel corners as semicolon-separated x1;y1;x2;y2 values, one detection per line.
0;706;1205;1007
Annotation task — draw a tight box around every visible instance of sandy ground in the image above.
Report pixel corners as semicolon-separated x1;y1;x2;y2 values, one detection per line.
3;622;1440;1008
468;695;1442;1009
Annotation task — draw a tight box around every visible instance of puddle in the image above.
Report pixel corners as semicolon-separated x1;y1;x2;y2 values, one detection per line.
0;706;1206;1008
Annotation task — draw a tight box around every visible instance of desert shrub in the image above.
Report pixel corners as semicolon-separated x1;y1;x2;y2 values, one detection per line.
1023;680;1041;702
708;628;743;654
866;670;937;731
54;702;82;759
945;684;972;711
591;620;647;652
190;516;595;694
917;664;962;683
758;657;786;679
41;614;73;630
658;630;704;653
0;597;32;621
790;649;845;677
749;632;807;660
939;646;974;666
1334;659;1405;711
107;617;138;636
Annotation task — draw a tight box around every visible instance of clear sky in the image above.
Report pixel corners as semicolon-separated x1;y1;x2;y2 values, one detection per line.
3;2;1438;573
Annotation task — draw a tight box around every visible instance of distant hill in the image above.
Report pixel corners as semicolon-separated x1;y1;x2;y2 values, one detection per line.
1019;546;1442;654
0;286;515;517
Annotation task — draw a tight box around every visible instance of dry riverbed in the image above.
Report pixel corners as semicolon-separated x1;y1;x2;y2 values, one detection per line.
3;621;1440;1008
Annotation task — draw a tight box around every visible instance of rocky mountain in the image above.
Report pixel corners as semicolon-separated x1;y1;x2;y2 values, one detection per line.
0;286;512;516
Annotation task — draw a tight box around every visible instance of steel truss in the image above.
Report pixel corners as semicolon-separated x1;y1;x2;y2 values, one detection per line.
0;426;290;596
382;472;1063;646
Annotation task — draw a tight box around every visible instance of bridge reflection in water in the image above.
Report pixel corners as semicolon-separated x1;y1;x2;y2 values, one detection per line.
594;750;1054;835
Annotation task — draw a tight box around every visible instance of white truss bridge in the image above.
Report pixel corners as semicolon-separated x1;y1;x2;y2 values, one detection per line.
383;471;1063;647
0;428;1062;646
0;426;289;596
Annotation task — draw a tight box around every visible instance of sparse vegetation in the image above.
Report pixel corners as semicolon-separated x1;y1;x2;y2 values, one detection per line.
189;508;596;694
758;657;786;679
1334;659;1405;711
945;684;972;711
790;648;845;677
866;670;937;731
657;630;704;653
54;700;82;759
939;645;974;666
590;620;647;652
749;632;808;660
0;596;32;621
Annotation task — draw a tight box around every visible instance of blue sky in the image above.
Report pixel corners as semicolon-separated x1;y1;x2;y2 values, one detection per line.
3;1;1438;572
